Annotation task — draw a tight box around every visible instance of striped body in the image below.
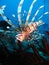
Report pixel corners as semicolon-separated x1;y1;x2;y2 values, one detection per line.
16;20;43;42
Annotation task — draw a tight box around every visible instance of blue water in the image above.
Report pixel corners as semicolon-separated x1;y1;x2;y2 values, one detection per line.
0;0;49;32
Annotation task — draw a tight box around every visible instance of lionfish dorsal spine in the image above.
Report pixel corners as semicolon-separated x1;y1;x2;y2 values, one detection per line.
31;5;44;22
25;0;37;25
17;0;24;26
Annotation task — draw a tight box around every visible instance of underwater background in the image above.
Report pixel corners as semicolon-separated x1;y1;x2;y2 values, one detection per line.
0;0;49;65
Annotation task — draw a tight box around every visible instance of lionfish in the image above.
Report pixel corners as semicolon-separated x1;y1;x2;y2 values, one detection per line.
0;0;49;42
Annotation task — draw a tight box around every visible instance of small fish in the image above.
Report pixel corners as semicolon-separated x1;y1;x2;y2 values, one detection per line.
12;14;16;18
